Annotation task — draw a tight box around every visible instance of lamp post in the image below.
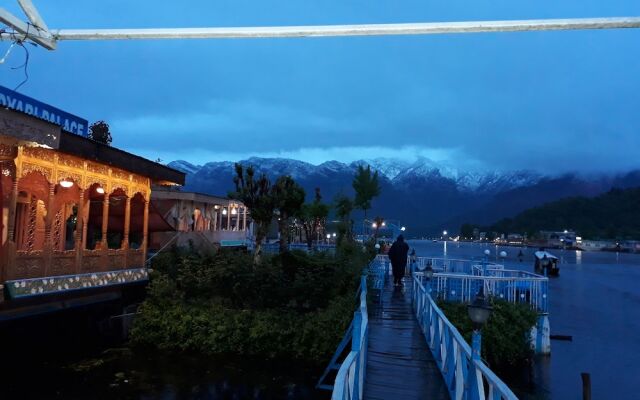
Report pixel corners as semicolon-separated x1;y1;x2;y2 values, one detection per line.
467;287;492;360
425;262;434;294
482;249;491;273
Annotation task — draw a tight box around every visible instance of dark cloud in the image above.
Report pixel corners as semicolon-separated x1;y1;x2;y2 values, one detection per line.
2;0;639;173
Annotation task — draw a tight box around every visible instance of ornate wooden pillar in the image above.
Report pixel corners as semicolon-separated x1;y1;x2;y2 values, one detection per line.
122;196;131;269
74;190;84;273
43;182;55;276
0;144;18;283
226;205;231;231
122;196;131;249
100;194;109;269
142;197;149;266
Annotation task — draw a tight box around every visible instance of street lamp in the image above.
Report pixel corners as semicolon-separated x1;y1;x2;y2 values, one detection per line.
400;226;406;231
443;230;448;236
424;262;434;294
467;287;493;360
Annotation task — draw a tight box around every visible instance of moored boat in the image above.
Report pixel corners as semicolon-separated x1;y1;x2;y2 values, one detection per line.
534;250;560;276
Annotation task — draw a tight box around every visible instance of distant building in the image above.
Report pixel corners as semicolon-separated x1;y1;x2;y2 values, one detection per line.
580;240;614;251
507;233;524;245
539;230;576;247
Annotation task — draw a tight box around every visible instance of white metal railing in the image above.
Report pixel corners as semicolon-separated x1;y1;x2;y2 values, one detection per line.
412;256;501;274
332;275;368;400
412;276;518;400
421;271;549;313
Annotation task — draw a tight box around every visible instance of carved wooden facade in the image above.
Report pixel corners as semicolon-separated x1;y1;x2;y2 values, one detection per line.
1;142;152;287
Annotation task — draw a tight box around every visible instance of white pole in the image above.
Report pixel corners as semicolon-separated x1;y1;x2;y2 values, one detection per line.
1;17;640;48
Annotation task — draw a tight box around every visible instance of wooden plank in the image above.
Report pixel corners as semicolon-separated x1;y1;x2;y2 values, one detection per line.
363;278;448;400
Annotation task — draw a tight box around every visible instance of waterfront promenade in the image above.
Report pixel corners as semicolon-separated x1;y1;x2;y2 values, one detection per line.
363;278;448;400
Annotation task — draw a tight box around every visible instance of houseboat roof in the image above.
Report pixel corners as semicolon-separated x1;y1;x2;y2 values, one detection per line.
151;187;240;205
58;131;185;185
534;251;558;260
0;107;184;185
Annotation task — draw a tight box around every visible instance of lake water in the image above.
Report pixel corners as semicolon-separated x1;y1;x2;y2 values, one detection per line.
409;240;640;400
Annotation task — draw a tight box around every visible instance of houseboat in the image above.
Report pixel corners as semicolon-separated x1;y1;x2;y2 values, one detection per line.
534;250;560;277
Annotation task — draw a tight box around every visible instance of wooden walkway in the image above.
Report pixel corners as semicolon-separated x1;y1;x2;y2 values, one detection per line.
363;277;449;400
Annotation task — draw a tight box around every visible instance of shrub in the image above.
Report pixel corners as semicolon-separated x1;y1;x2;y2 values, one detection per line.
130;247;367;365
438;299;538;369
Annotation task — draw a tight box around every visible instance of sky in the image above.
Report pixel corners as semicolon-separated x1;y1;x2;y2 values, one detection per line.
1;1;640;174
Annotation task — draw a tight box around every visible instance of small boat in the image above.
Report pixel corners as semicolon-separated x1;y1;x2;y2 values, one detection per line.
534;250;560;277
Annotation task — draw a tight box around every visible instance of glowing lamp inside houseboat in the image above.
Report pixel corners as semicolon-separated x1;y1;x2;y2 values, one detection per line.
372;222;377;228
59;179;74;188
222;208;228;215
231;207;238;215
95;186;105;194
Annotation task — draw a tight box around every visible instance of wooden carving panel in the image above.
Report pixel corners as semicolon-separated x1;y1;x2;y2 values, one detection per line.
14;252;45;279
51;252;76;276
21;162;52;181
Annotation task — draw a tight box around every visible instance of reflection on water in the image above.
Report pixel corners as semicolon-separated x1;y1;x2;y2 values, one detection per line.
409;241;640;400
576;250;582;265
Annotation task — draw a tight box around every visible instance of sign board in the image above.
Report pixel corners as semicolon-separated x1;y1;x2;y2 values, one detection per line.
0;85;88;137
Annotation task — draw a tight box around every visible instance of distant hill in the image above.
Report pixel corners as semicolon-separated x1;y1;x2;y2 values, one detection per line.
166;157;640;236
487;187;640;239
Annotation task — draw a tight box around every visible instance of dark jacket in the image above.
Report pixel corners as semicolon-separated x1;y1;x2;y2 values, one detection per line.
388;236;409;268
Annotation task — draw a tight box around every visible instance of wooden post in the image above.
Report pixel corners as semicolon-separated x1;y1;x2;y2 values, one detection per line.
243;206;247;231
5;178;18;280
122;196;131;249
581;373;591;400
122;196;131;269
101;195;109;248
43;182;55;276
74;190;84;273
142;197;149;265
226;205;231;231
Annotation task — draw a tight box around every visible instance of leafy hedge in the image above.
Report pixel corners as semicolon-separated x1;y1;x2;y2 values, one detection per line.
130;246;366;364
438;300;538;369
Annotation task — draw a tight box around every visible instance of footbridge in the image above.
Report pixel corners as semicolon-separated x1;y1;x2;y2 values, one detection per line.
323;255;527;400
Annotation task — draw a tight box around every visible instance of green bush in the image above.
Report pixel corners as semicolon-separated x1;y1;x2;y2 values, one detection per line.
130;247;367;364
438;300;538;369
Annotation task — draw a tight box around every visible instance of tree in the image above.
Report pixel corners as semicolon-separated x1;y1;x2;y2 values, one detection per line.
460;223;476;240
334;194;354;246
272;176;306;253
89;120;112;145
297;188;330;249
229;164;274;264
352;165;381;219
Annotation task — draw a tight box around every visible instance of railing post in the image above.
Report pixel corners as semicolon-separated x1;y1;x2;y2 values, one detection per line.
352;310;363;399
472;330;482;360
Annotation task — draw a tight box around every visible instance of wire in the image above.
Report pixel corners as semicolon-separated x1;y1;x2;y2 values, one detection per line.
9;23;36;92
11;41;29;91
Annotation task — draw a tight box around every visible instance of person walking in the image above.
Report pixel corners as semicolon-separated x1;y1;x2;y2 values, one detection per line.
388;234;410;287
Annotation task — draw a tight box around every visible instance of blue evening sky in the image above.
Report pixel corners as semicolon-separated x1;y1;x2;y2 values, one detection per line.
1;1;639;173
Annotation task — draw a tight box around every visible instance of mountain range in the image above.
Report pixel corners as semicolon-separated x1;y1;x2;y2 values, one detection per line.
167;157;640;235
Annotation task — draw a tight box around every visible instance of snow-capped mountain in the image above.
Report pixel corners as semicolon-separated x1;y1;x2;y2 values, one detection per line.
166;157;640;234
